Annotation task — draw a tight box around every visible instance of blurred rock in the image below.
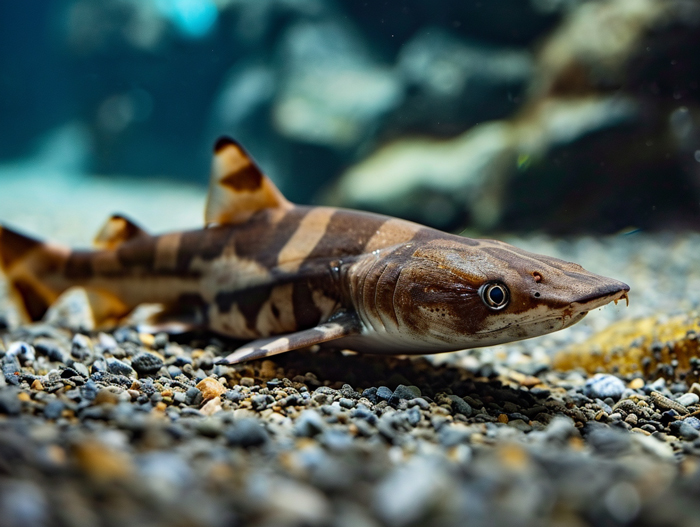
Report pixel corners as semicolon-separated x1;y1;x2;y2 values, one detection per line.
273;21;403;149
332;0;700;233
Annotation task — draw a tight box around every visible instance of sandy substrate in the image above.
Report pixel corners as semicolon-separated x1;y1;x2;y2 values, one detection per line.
1;173;700;526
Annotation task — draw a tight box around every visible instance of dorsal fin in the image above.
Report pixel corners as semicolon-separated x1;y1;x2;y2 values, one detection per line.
94;214;148;250
204;137;292;226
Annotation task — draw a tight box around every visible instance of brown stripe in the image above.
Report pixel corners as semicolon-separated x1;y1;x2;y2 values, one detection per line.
221;164;263;191
233;208;309;267
14;278;49;321
213;136;237;153
91;251;123;276
176;226;233;272
0;227;41;270
116;236;157;270
292;281;322;329
64;251;93;279
305;210;387;261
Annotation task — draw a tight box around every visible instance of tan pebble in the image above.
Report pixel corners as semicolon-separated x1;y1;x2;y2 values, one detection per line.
631;427;651;436
196;377;227;402
139;333;155;347
201;396;223;416
499;444;529;470
154;402;167;412
260;360;277;377
46;445;67;465
161;389;173;397
520;376;541;388
31;380;44;391
629;378;644;390
497;414;509;424
191;349;205;359
73;441;134;482
127;389;140;401
240;377;255;387
93;389;120;405
17;392;30;402
568;437;585;451
690;383;700;397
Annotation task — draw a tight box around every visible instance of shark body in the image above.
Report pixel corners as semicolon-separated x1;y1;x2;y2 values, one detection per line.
0;137;629;364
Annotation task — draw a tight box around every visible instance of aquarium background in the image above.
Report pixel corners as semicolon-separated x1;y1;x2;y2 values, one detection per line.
2;0;699;241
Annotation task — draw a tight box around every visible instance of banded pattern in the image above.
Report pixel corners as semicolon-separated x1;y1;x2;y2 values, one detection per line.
0;135;630;364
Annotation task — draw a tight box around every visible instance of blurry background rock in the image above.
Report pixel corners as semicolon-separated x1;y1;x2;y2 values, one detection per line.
1;0;699;234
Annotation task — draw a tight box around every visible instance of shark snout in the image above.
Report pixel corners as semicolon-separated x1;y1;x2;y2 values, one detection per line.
571;279;630;310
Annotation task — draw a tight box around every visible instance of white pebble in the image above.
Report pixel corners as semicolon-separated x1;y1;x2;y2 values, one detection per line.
678;393;699;407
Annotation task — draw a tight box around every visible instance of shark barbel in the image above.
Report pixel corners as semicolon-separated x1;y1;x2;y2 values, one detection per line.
0;137;630;364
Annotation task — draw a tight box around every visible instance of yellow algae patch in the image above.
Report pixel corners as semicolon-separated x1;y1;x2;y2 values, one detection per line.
554;313;700;381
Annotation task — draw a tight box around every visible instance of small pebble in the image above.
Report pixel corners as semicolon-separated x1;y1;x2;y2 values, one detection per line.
131;352;164;375
447;395;472;417
376;386;393;401
225;418;269;448
105;358;135;378
195;377;226;402
677;393;699;407
583;374;626;400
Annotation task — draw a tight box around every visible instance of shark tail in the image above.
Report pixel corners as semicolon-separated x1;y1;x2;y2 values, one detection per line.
0;225;70;322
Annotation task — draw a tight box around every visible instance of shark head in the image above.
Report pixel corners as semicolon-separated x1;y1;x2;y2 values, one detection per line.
349;236;629;353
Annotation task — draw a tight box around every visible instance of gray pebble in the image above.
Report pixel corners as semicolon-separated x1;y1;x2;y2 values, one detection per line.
131;352;164;375
225;418;269;448
587;426;631;456
678;393;699;407
680;422;700;440
0;388;22;415
294;409;326;437
43;400;65;420
684;416;700;430
376;386;393;401
106;358;135;377
408;397;430;410
185;387;202;406
72;362;89;378
338;397;355;409
447;395;472;417
251;394;273;411
389;384;421;404
2;359;20;385
70;334;92;360
583;374;626;400
0;481;49;527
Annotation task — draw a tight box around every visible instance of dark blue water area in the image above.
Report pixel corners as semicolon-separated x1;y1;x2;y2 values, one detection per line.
0;1;698;234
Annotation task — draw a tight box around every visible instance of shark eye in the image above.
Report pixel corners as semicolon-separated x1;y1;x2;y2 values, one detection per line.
480;282;509;310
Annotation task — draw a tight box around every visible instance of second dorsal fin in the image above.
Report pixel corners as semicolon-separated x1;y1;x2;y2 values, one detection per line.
204;137;292;226
94;214;148;250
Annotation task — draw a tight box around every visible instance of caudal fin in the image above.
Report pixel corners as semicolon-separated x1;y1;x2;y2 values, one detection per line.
0;225;69;322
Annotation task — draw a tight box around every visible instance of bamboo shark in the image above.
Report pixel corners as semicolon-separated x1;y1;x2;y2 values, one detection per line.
0;137;629;364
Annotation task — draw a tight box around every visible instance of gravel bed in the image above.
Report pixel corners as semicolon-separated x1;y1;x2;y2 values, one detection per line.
1;231;700;526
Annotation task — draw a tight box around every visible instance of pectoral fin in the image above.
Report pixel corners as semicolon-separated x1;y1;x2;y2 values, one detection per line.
94;214;148;250
217;312;361;365
204;137;292;226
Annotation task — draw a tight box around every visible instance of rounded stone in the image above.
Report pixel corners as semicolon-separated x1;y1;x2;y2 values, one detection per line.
131;352;164;375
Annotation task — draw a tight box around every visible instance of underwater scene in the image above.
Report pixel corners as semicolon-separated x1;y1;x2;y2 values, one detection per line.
1;1;700;526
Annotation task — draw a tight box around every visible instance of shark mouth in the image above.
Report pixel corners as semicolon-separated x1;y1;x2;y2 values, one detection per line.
571;282;630;312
